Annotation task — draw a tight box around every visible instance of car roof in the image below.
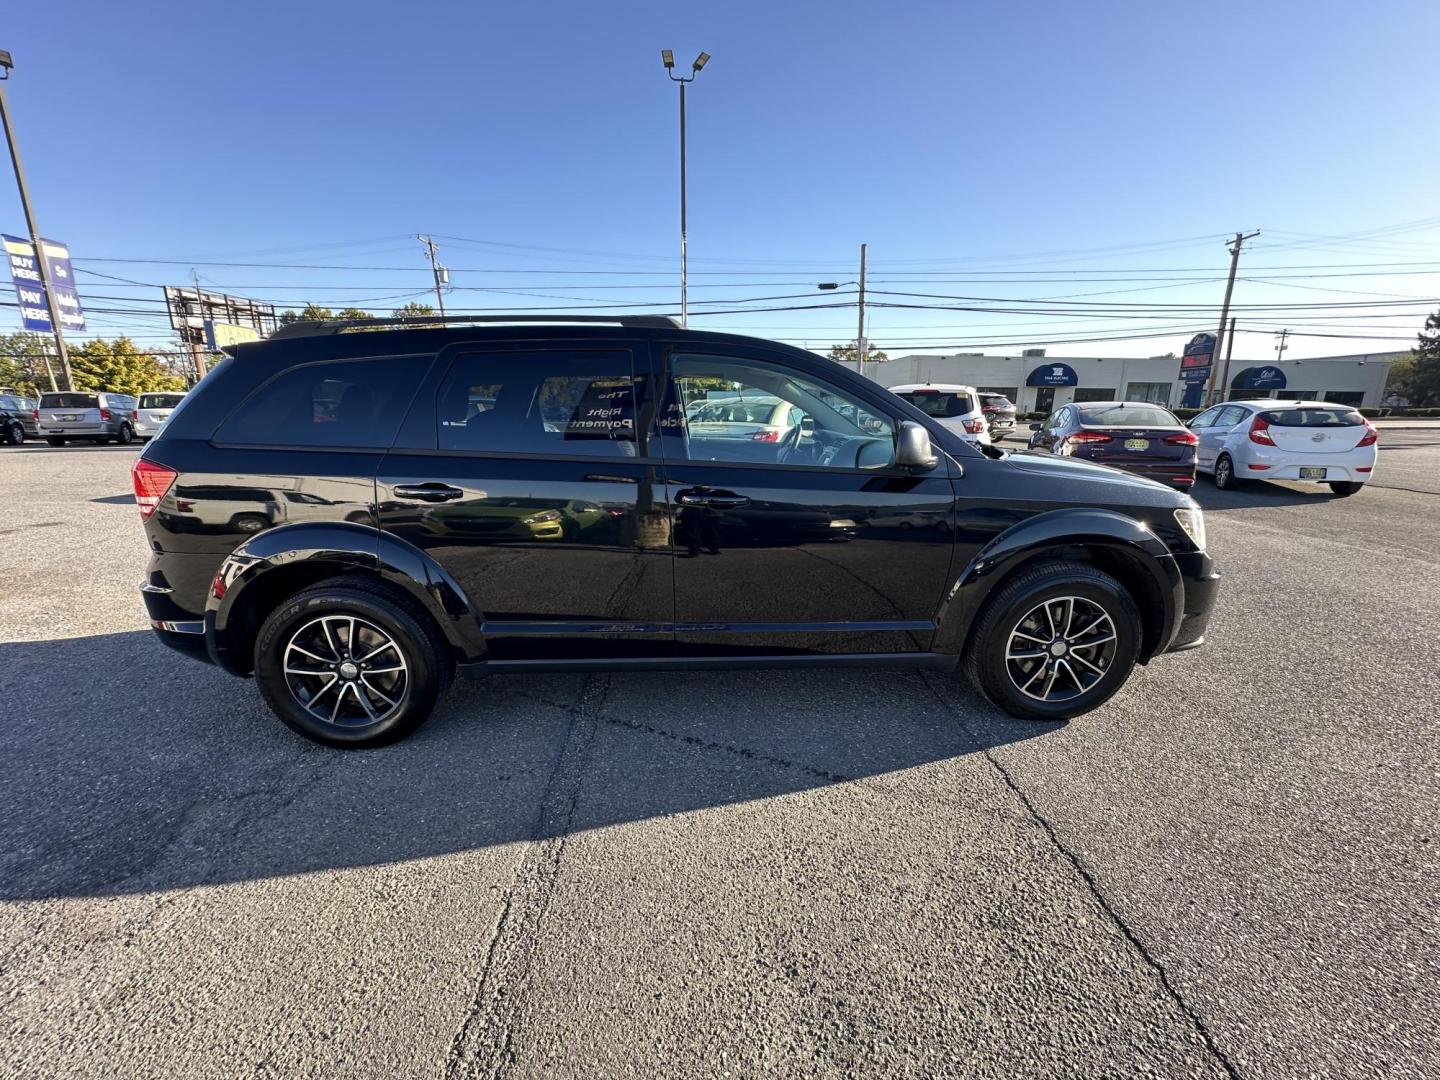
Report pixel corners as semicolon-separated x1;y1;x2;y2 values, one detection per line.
889;383;980;394
1225;399;1336;409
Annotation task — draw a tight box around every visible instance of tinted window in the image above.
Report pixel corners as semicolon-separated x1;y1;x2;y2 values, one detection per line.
667;356;894;469
1261;407;1363;427
0;396;17;411
139;393;186;409
216;357;419;448
40;393;99;409
438;351;642;458
1076;404;1180;427
979;394;1013;409
895;390;974;418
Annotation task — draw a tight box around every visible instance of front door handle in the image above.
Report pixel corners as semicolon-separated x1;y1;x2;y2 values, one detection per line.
677;488;750;509
393;483;465;503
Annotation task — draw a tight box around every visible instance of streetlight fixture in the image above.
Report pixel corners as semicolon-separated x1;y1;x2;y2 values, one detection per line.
0;49;74;390
661;49;710;327
815;242;870;378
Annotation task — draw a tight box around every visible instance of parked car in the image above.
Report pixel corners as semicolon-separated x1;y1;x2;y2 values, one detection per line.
978;393;1018;439
133;391;188;440
132;315;1217;747
1027;401;1197;490
888;384;992;446
0;392;39;444
36;391;139;445
1190;399;1377;496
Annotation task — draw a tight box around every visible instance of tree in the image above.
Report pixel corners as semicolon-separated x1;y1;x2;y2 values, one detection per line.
393;301;436;324
0;331;59;395
1388;309;1440;406
827;340;889;365
68;337;187;397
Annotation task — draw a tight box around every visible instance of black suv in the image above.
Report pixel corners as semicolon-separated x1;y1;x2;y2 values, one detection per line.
133;316;1218;748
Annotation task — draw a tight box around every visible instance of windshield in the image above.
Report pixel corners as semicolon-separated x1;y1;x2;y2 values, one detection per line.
1260;407;1364;427
40;393;99;409
1077;404;1180;427
139;393;186;409
897;391;975;418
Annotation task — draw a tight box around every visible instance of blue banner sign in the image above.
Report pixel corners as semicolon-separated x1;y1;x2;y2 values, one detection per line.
4;234;86;332
1231;365;1287;390
1025;362;1079;387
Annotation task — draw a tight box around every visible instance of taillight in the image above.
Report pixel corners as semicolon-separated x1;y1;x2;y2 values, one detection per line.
1356;421;1378;448
131;458;177;520
1163;432;1199;445
31;408;39;420
964;418;986;434
751;430;781;442
131;409;140;421
1067;431;1113;444
100;407;112;421
1248;415;1275;445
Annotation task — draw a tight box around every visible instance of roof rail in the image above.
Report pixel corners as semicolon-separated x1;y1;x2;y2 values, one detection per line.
268;313;681;341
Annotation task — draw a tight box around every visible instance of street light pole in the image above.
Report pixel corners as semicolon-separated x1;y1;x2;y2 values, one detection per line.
0;50;74;391
662;50;710;327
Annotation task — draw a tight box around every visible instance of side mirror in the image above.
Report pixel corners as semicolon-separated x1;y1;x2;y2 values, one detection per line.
1028;422;1042;431
896;421;938;470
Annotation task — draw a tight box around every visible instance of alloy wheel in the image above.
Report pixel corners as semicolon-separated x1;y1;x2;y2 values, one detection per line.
1004;596;1118;703
282;614;409;727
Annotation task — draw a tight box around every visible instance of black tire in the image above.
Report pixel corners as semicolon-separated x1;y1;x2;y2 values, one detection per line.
116;423;135;445
1;420;22;445
254;576;453;748
962;560;1141;722
46;436;65;447
1328;481;1363;497
231;513;270;534
1212;453;1240;490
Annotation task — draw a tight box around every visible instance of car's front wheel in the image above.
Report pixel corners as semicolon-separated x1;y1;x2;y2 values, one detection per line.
963;561;1141;722
1329;481;1363;497
1;420;22;445
254;577;453;748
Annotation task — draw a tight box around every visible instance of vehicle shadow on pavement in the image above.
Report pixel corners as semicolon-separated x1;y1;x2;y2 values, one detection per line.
0;631;1051;902
1189;481;1340;511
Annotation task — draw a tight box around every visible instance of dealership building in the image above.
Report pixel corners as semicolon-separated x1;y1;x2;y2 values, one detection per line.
845;349;1401;413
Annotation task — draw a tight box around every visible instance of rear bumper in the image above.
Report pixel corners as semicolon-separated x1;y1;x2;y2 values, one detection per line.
140;574;217;666
1243;462;1371;482
38;423;108;436
1165;551;1219;652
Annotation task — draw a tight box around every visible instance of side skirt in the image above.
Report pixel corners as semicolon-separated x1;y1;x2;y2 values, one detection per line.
461;652;960;678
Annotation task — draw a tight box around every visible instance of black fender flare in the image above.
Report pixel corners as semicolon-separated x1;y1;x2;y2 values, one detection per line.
205;521;485;673
933;508;1182;661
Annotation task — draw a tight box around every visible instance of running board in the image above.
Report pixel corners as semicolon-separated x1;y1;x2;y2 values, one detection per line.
460;652;958;677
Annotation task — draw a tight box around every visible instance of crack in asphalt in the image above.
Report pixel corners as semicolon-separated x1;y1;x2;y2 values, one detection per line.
600;714;854;785
444;673;610;1080
917;671;1245;1080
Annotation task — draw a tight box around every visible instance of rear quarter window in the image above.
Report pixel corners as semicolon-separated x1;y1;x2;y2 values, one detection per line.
215;356;422;448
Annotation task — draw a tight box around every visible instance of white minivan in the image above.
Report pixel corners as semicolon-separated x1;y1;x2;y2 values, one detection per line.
888;384;992;446
133;391;188;440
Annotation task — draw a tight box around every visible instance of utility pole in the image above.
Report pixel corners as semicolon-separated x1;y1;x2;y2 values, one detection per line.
1218;317;1237;401
38;336;56;391
419;235;448;315
856;242;868;380
1205;230;1259;404
191;270;208;381
0;50;74;391
1273;327;1289;365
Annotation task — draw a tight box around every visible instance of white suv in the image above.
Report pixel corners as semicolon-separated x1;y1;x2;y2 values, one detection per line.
889;384;991;446
1192;399;1378;496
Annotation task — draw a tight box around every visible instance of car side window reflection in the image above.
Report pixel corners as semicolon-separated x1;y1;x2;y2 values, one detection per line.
663;354;895;469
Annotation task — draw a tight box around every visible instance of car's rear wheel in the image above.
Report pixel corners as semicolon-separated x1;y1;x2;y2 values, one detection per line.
1329;481;1363;497
254;577;452;748
231;513;269;533
1212;453;1240;489
116;423;135;445
46;436;65;447
963;560;1141;722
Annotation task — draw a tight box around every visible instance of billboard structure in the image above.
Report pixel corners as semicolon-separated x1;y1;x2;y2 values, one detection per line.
1177;333;1217;409
5;235;86;333
163;286;277;380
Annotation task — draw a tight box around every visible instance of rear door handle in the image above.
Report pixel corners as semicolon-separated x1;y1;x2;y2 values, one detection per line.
393;483;465;503
677;488;750;509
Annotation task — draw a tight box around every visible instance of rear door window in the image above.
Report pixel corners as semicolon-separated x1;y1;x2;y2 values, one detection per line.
1215;405;1249;428
436;350;644;458
215;356;421;448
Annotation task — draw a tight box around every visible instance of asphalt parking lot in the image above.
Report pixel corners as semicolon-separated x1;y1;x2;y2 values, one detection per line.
2;431;1437;1079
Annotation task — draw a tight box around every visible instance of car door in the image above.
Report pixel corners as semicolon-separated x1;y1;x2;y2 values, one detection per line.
654;344;957;656
1034;407;1067;452
1203;405;1249;468
377;339;674;661
1188;406;1222;468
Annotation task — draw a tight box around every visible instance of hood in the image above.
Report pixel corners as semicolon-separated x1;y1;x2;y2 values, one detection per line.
1004;449;1189;508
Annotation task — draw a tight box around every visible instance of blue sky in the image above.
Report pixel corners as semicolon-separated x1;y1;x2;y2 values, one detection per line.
3;0;1438;360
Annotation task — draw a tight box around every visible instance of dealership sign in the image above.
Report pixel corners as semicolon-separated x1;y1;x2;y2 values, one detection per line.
1178;333;1216;383
1025;362;1079;387
4;234;86;333
1231;365;1287;390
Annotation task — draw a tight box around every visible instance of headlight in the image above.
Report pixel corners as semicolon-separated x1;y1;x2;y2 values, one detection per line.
523;510;562;524
1172;505;1206;552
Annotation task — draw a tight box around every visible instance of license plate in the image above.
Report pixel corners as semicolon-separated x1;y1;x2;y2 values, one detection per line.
1124;438;1149;451
1299;467;1327;479
60;414;78;421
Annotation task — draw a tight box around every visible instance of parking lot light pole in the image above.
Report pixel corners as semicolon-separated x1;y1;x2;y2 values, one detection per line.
0;50;74;391
817;242;869;378
662;50;710;327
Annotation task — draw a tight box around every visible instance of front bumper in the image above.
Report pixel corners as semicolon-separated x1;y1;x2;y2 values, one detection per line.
1166;550;1219;652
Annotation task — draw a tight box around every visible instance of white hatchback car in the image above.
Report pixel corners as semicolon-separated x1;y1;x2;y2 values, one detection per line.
1191;399;1378;496
889;383;992;446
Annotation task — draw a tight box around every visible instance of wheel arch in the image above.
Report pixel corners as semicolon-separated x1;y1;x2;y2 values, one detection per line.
206;521;484;675
935;508;1182;663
